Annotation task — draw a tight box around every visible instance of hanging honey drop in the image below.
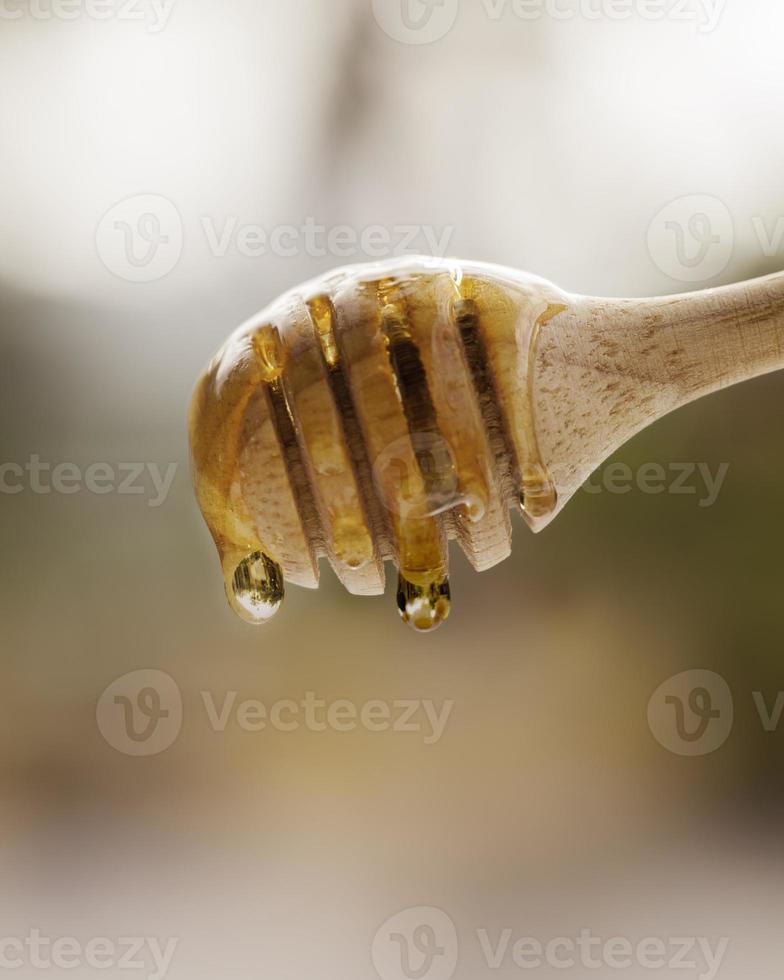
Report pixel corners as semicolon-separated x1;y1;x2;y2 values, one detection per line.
519;466;558;520
228;552;285;624
396;574;451;633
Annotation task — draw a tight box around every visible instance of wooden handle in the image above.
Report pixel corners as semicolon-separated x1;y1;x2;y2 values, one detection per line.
534;271;784;523
601;271;784;397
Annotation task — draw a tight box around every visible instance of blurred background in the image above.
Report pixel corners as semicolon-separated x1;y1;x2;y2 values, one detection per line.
1;0;784;977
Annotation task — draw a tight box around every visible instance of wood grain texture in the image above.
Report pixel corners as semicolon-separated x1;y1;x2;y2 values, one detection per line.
534;270;784;527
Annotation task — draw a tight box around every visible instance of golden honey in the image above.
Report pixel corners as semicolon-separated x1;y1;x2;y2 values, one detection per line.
188;257;566;631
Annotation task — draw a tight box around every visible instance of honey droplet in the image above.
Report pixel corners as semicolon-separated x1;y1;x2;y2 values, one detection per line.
307;295;340;368
519;465;558;521
396;574;451;633
252;325;285;382
228;552;284;625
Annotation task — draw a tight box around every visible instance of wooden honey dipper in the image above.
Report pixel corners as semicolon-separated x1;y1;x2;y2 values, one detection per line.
189;257;784;631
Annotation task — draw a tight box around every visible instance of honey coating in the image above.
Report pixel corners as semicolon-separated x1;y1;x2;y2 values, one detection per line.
188;257;566;631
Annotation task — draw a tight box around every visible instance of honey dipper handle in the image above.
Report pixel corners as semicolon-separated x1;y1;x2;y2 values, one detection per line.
533;271;784;521
598;270;784;404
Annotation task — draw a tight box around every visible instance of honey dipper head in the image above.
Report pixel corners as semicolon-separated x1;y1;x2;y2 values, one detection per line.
189;256;569;631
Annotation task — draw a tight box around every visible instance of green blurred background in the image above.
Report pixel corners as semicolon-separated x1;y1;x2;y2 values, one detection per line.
1;1;783;977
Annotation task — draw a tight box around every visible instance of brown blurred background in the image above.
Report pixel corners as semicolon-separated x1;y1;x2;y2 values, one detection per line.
1;1;784;977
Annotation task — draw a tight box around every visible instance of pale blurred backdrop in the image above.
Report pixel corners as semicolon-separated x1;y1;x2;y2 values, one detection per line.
1;1;784;978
